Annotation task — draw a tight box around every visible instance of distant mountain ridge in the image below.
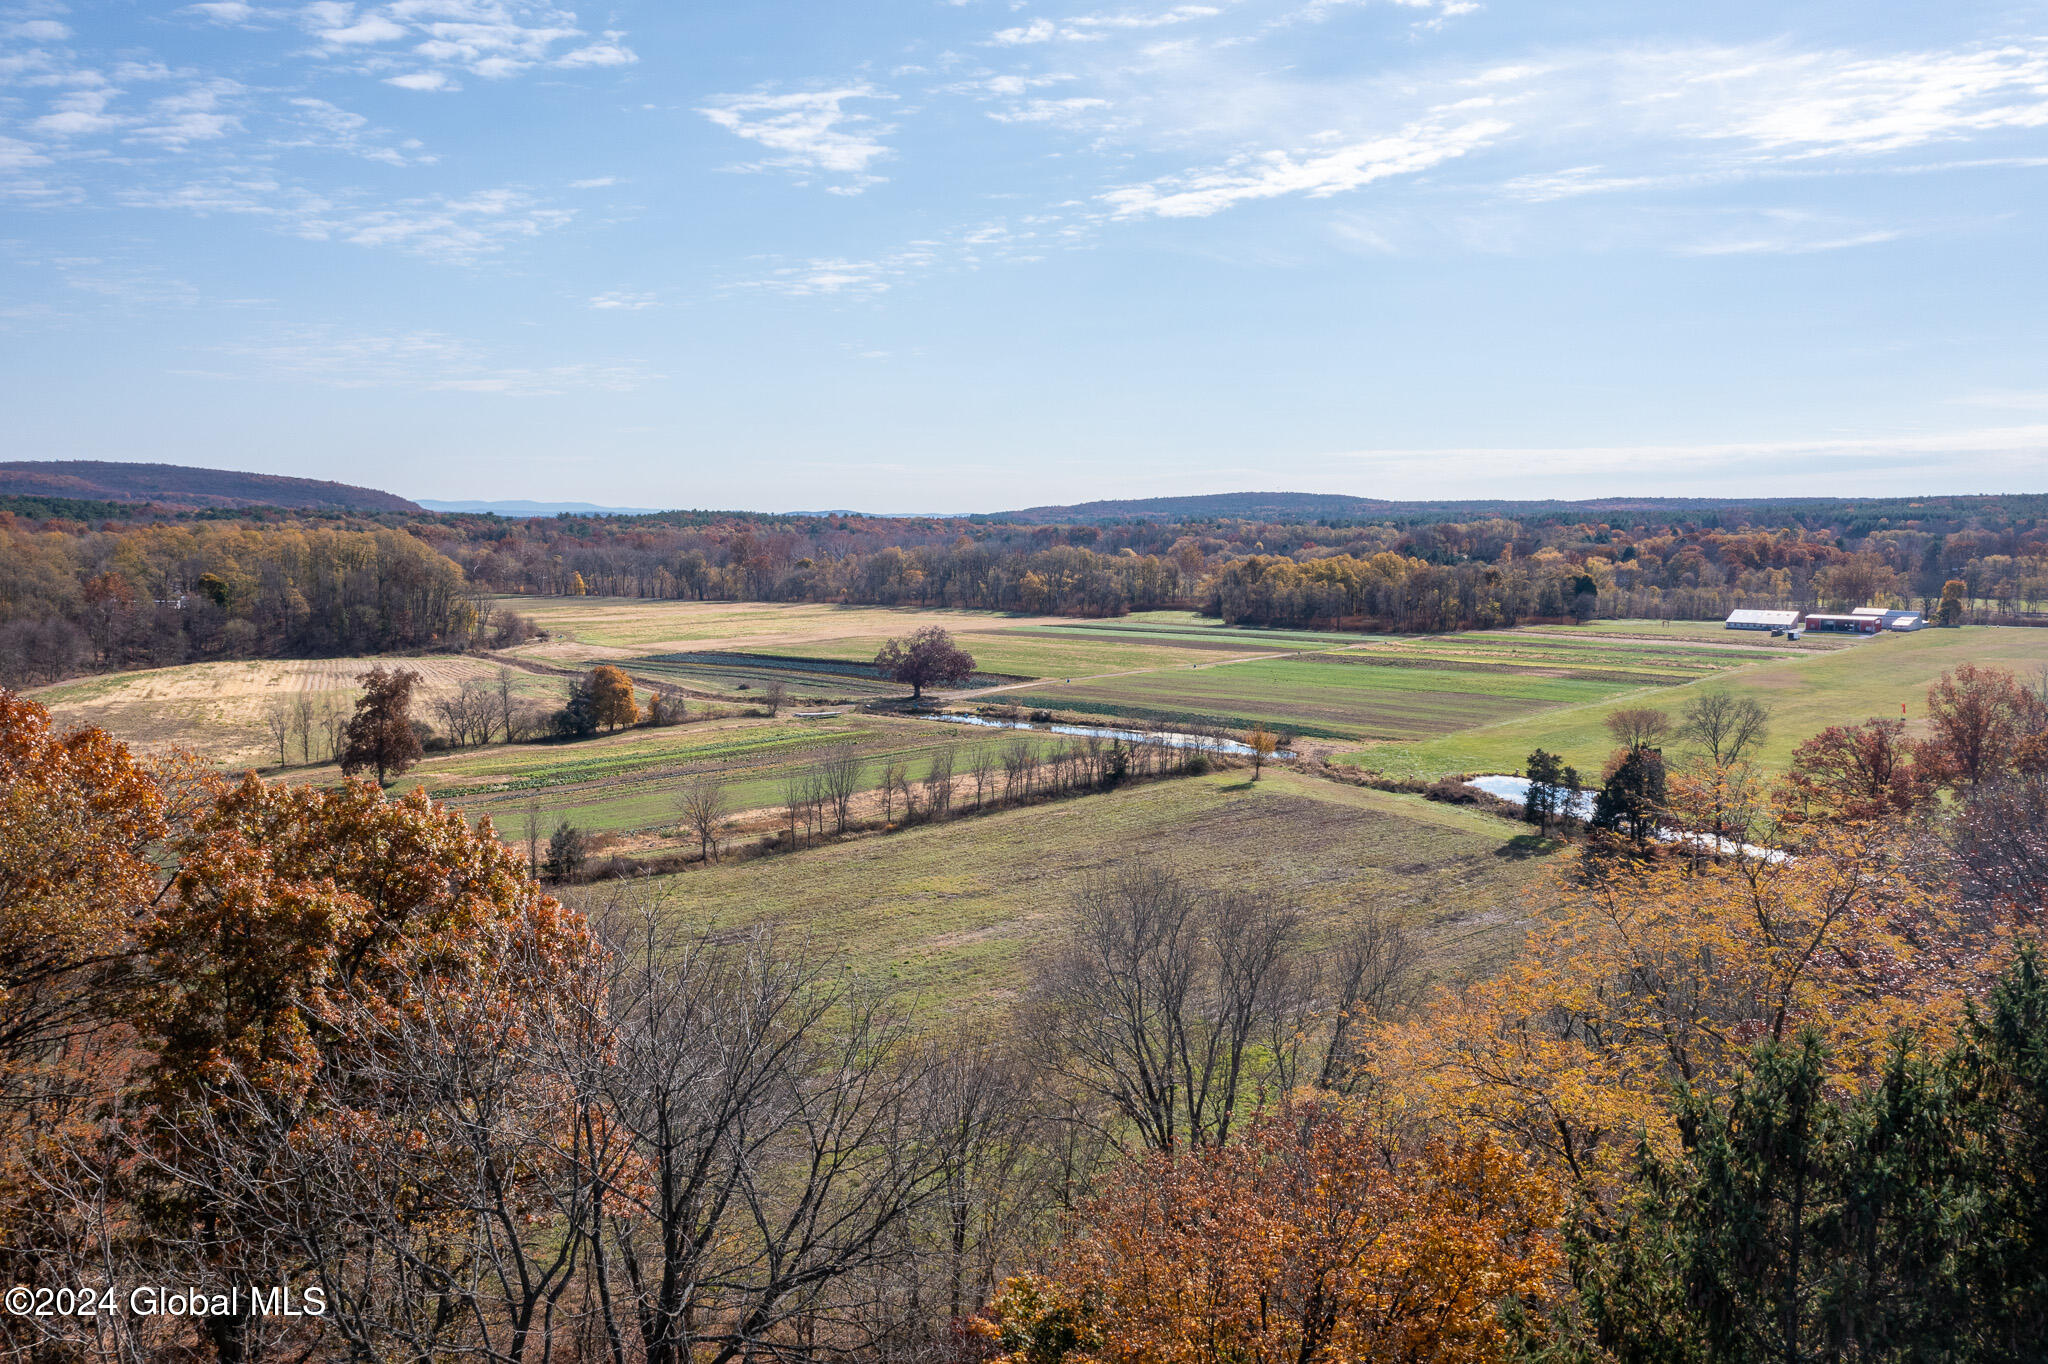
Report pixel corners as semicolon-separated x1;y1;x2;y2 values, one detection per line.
987;490;2046;525
0;461;421;513
418;499;667;517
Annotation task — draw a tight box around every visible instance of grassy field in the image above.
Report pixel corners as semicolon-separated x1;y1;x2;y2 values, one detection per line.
1347;625;2048;779
611;767;1556;1011
288;710;1077;841
500;598;1074;659
30;655;561;766
985;630;1766;743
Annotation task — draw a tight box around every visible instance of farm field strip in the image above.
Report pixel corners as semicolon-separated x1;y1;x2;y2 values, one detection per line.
615;768;1551;1010
1344;626;2048;780
372;714;1078;837
496;597;1070;654
993;651;1667;742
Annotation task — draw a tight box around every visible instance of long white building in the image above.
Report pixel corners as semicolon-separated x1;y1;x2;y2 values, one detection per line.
1725;609;1803;630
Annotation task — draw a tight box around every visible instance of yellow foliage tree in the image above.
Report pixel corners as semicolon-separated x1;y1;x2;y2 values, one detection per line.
976;1099;1560;1364
586;663;639;731
1377;829;2004;1197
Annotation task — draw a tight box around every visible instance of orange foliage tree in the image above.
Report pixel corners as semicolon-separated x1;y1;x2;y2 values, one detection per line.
1918;662;2047;790
0;692;175;1089
977;1100;1559;1364
1379;826;1999;1198
585;662;639;731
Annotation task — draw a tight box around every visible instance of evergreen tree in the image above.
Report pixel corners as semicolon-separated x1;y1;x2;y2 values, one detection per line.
1592;745;1666;843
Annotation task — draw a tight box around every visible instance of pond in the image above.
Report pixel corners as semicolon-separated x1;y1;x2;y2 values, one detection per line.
1464;774;1787;862
922;712;1294;759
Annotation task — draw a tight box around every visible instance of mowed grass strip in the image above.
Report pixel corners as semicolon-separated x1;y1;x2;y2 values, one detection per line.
999;652;1666;742
1346;625;2048;780
618;768;1552;1011
409;713;1071;836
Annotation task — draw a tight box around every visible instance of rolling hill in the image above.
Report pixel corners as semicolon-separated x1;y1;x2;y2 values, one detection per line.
0;461;422;514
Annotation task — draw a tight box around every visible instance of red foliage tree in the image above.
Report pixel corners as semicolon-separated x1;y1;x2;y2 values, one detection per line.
874;626;976;701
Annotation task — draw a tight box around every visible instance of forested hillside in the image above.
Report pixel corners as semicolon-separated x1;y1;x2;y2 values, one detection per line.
0;461;423;513
5;491;2047;687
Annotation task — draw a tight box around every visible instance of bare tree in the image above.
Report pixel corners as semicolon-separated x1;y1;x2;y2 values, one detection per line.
261;695;292;767
783;770;810;848
292;694;317;765
587;911;956;1364
675;772;731;862
497;666;518;743
880;760;907;823
923;749;955;817
1679;691;1773;767
1033;868;1303;1153
435;678;497;748
1605;706;1675;750
763;679;788;716
1000;738;1033;804
822;746;862;833
1314;907;1421;1089
523;799;544;879
968;746;995;809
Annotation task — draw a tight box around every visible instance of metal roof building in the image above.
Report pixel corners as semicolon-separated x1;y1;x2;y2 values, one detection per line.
1725;609;1803;630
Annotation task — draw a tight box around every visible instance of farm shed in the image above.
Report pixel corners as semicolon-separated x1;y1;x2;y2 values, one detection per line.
1725;609;1803;630
1851;607;1927;631
1804;613;1884;634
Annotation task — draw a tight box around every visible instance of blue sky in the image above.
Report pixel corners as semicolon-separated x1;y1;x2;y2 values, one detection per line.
3;0;2046;512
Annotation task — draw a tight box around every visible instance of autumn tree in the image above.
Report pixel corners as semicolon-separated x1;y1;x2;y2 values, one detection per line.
585;663;640;732
1919;663;2047;790
1605;706;1674;750
339;665;423;783
126;775;596;1362
875;626;976;701
977;1099;1561;1364
1939;578;1967;627
1246;726;1277;779
1779;717;1928;826
1382;822;1993;1201
0;692;181;1117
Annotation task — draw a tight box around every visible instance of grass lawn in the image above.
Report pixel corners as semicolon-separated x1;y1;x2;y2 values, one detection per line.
611;767;1555;1013
1345;625;2048;779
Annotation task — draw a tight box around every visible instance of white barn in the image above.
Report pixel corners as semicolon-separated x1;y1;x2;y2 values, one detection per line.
1725;609;1802;631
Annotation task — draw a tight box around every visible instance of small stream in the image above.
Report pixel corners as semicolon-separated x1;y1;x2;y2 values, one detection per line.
921;712;1294;759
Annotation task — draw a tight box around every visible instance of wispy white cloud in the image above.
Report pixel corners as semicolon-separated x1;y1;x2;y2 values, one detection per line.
211;327;653;393
988;5;1218;44
698;86;898;189
1102;114;1507;217
588;290;656;309
115;177;575;264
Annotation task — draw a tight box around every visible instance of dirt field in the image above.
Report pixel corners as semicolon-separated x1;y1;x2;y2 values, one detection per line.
30;656;560;767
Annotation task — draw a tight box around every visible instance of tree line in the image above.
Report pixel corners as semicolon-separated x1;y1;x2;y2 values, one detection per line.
7;501;2048;687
